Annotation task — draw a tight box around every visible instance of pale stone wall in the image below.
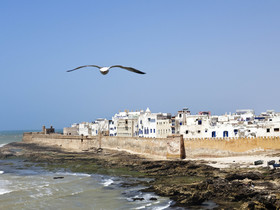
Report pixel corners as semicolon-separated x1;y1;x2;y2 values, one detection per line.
22;133;99;151
184;136;280;157
22;132;280;159
22;133;168;158
101;136;167;157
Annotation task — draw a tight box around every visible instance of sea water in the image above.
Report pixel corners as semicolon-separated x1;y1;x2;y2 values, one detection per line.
0;130;25;147
0;131;174;210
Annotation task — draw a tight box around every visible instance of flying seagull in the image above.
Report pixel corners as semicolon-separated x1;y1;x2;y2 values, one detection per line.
67;65;146;75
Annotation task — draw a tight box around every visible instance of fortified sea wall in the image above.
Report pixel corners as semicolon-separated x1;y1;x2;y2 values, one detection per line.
22;133;175;159
22;133;280;159
184;136;280;157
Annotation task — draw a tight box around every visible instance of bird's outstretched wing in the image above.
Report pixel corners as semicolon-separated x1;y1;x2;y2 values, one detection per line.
67;65;101;72
110;65;146;74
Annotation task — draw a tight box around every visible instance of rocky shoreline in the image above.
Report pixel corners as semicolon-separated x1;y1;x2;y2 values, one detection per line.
1;142;280;209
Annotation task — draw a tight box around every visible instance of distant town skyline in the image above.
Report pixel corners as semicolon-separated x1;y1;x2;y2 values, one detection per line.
1;1;280;130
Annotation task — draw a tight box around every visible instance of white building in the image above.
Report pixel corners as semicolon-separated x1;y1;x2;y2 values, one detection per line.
63;123;79;135
138;108;172;138
110;110;141;137
78;122;92;136
64;108;280;139
90;118;109;136
156;114;172;138
179;109;280;139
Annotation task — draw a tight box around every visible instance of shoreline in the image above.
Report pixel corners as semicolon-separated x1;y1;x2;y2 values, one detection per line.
1;142;280;209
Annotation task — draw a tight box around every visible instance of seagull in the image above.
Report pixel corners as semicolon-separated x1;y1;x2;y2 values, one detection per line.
67;65;146;75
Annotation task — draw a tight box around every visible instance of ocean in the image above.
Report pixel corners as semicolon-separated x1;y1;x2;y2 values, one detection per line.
0;131;174;210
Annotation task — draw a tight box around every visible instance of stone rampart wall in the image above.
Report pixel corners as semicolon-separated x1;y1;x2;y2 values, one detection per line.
22;133;99;151
22;133;167;158
101;136;167;157
184;136;280;157
22;133;280;158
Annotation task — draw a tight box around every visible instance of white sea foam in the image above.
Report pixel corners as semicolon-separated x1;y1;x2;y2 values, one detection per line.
0;171;4;174
0;143;7;148
55;172;91;177
103;179;114;187
30;187;53;198
71;191;83;196
134;205;146;209
143;193;153;200
152;201;172;210
134;203;153;209
0;189;12;195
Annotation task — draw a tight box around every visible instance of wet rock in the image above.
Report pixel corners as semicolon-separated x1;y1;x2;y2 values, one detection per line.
53;176;64;179
268;160;276;165
254;160;264;165
271;172;280;179
149;197;157;201
132;197;144;201
240;201;266;210
225;172;264;181
97;148;103;153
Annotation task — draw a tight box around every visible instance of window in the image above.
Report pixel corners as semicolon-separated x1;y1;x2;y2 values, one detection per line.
267;128;270;133
274;128;279;132
179;114;182;118
185;130;188;134
212;131;216;137
153;129;155;133
125;120;128;124
180;122;182;125
223;131;228;137
234;129;238;135
205;129;208;133
150;129;152;133
140;120;142;124
198;130;201;133
198;120;202;125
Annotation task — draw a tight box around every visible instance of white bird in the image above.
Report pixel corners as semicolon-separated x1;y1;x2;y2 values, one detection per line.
67;65;146;75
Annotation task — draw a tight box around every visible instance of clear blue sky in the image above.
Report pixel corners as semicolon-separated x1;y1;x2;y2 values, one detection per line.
1;1;279;130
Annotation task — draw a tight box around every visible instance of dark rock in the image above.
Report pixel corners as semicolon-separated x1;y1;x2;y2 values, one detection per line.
254;160;264;165
226;172;263;181
53;176;64;179
268;160;276;165
97;148;103;153
241;201;266;210
271;172;280;179
132;197;144;201
187;163;200;169
149;197;158;201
